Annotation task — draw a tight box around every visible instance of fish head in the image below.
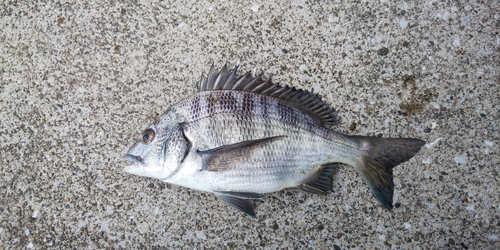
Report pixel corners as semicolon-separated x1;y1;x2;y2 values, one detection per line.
123;112;188;180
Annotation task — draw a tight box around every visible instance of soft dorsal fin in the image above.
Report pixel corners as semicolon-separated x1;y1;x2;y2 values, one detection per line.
198;63;338;126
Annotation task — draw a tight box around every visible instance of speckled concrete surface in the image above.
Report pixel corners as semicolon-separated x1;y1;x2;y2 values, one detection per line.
1;1;499;249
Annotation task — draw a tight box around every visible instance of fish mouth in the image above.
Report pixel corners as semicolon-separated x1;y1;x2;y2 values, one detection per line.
123;154;142;164
123;154;142;171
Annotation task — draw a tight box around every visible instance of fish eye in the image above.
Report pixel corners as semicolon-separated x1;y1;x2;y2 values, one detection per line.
141;128;155;144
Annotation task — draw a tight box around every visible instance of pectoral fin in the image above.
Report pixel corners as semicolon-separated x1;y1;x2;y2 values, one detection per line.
214;191;265;218
197;136;285;171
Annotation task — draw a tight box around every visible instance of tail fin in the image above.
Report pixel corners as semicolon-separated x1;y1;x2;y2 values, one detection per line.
351;136;425;210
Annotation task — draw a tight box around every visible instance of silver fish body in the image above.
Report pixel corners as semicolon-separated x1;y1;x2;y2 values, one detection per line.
124;64;424;217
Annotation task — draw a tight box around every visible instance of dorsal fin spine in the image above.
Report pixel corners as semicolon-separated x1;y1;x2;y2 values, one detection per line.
205;63;217;91
241;74;263;91
232;72;252;90
224;65;239;89
213;64;229;90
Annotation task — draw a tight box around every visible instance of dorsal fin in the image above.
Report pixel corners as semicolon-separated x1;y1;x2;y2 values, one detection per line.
198;63;338;126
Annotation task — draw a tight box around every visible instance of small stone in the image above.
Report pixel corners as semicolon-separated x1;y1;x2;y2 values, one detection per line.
448;238;455;245
250;4;259;12
487;235;498;241
91;165;104;169
100;221;109;232
349;122;357;131
299;64;308;72
424;127;431;133
454;155;467;164
377;47;389;56
196;232;207;240
483;199;490;206
399;17;408;28
425;137;441;148
96;183;107;190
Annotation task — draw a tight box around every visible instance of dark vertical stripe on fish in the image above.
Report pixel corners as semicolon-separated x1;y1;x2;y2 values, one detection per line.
190;96;201;120
206;92;218;116
277;101;288;126
260;95;268;119
242;91;254;115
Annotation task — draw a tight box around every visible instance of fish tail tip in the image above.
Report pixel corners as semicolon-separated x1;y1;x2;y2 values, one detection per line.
353;136;425;209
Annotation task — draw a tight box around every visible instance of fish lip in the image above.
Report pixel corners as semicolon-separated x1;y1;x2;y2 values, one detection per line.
123;154;142;165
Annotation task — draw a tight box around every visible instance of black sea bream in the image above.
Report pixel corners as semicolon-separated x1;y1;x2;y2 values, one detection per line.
123;64;425;217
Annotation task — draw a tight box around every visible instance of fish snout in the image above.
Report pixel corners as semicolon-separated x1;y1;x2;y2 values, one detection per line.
123;154;142;165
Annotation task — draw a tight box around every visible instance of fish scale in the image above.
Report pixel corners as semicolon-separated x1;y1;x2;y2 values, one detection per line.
123;64;425;217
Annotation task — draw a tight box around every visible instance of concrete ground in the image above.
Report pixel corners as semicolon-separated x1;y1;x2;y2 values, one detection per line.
1;1;498;249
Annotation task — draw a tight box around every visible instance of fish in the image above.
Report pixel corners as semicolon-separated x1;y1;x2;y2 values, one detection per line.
123;63;425;218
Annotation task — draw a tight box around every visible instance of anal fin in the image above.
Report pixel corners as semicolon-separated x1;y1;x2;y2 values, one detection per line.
300;163;339;195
